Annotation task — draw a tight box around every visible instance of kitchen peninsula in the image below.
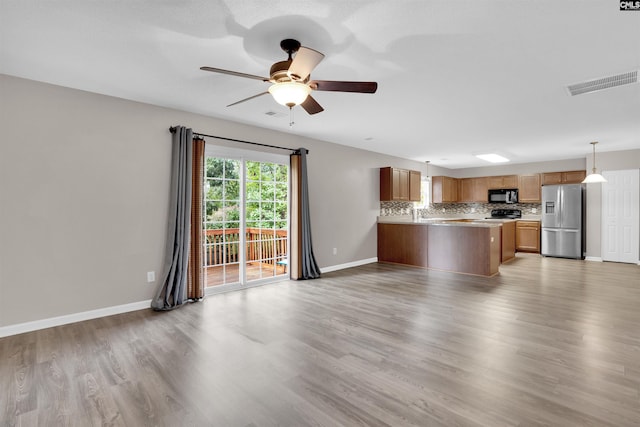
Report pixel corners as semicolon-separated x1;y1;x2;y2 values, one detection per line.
378;218;515;276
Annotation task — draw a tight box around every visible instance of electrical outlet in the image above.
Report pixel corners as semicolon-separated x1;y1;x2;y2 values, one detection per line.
147;271;155;283
532;207;537;213
332;247;337;255
442;208;446;213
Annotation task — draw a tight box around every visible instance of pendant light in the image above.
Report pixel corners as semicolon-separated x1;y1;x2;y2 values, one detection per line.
582;141;607;183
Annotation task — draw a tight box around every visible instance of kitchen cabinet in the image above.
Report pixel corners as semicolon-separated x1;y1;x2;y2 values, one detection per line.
432;176;458;203
541;170;586;185
516;220;540;253
380;167;421;201
518;174;541;202
459;177;488;203
409;170;421;201
487;175;518;189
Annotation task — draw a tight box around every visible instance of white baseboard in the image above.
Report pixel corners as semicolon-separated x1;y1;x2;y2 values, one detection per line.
320;257;378;273
0;300;152;338
585;256;603;262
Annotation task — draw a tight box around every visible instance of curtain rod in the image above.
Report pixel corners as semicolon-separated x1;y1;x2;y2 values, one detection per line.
169;126;308;155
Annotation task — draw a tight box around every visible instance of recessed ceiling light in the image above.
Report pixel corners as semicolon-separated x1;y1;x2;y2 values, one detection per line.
476;153;510;163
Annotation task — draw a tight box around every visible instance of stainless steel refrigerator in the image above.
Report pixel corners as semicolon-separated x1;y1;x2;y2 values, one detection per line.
541;184;584;259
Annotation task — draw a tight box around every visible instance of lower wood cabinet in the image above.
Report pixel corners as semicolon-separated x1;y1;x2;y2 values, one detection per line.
516;220;541;253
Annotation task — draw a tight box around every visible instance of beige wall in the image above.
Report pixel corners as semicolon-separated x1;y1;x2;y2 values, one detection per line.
0;74;430;327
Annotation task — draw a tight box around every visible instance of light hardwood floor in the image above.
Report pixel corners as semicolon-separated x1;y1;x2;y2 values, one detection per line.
1;254;639;426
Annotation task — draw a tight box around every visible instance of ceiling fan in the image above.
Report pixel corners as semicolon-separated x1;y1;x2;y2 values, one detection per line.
200;39;378;115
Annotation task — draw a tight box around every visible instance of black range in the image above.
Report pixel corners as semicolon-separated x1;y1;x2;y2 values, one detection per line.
486;209;522;219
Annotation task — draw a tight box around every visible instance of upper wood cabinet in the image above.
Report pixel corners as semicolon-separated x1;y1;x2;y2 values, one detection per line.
380;167;421;201
409;170;421;201
541;170;586;185
487;175;518;189
518;174;541;202
432;176;458;203
458;177;488;203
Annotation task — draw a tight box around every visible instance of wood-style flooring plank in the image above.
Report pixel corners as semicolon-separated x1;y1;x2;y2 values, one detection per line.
1;254;639;426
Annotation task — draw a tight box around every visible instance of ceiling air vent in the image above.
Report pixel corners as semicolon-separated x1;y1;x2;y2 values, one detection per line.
567;70;638;96
264;110;286;117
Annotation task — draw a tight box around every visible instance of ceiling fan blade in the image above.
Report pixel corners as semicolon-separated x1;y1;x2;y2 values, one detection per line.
200;66;269;82
309;80;378;93
287;47;325;81
227;91;270;107
300;95;324;115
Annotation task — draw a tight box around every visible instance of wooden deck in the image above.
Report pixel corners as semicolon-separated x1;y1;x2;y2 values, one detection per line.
205;262;287;286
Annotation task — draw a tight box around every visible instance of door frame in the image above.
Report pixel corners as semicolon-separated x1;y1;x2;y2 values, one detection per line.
203;144;291;295
601;169;640;264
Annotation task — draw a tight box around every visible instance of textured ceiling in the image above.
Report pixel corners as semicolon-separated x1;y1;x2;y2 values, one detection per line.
1;0;639;168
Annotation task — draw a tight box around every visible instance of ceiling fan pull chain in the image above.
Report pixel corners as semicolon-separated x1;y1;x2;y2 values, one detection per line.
289;106;295;128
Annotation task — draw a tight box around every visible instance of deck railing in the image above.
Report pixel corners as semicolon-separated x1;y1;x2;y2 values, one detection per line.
204;228;287;266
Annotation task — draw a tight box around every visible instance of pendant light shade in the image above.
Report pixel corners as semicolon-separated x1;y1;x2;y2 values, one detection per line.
582;141;607;184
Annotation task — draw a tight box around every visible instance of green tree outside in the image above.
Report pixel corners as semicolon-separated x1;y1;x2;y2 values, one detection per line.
204;158;288;230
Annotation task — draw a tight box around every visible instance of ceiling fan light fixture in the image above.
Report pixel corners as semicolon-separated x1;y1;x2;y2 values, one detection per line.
268;82;311;107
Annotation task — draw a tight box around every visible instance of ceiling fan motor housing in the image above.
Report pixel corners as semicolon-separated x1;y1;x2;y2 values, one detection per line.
269;60;293;82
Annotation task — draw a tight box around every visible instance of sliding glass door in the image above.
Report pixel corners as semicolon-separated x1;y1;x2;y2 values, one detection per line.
245;161;289;281
203;146;289;291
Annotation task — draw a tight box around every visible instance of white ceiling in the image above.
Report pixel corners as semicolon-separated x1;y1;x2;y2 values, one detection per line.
1;0;639;168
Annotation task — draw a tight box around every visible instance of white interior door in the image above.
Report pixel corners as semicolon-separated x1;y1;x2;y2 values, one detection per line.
601;169;639;263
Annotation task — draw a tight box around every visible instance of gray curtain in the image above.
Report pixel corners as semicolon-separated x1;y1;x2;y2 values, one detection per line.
152;126;193;310
298;148;321;279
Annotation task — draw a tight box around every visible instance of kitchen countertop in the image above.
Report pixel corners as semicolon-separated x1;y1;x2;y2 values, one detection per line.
378;215;541;224
378;217;505;228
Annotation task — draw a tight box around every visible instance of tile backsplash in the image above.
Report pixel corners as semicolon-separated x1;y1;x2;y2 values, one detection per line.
380;201;542;218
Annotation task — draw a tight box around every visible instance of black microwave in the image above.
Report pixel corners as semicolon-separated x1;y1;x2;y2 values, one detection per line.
488;188;518;204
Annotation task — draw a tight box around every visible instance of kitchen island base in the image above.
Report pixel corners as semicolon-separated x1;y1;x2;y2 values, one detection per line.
378;222;502;277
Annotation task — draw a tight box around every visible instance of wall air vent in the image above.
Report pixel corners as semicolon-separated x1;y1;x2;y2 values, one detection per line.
567;70;638;96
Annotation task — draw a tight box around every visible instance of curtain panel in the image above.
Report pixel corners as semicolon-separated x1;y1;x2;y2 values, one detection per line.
188;138;205;299
152;127;205;310
290;149;321;279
